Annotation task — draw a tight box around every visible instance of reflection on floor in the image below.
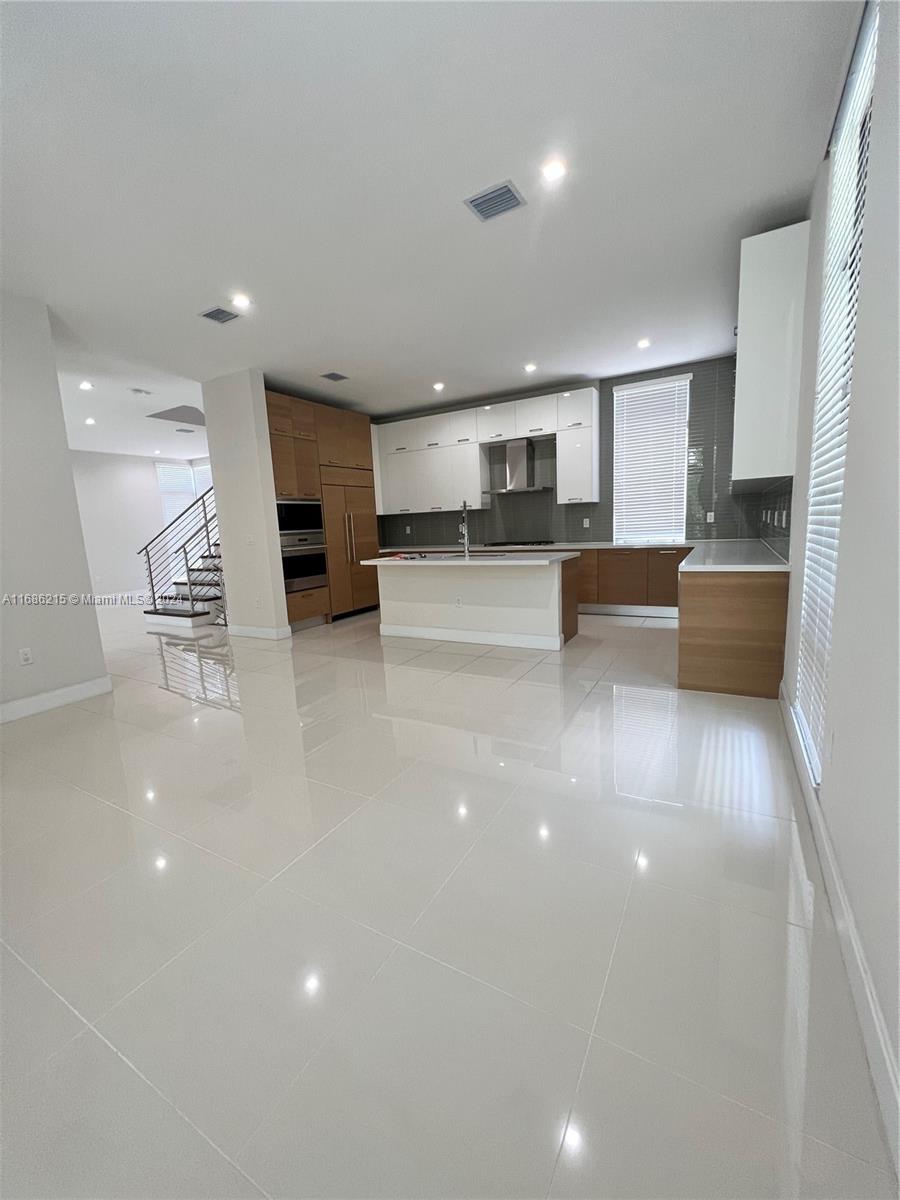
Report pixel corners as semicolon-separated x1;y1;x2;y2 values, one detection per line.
1;606;895;1198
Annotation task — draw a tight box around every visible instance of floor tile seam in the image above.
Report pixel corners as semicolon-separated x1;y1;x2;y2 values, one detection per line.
85;875;271;1029
1;939;272;1197
585;1031;895;1176
232;940;406;1162
401;788;520;938
625;874;818;932
263;794;382;888
544;865;638;1200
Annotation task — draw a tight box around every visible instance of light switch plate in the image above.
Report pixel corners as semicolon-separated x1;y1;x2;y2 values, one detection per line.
706;511;715;524
582;518;590;528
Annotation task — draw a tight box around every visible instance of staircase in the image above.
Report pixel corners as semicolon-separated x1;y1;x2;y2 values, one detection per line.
138;487;227;627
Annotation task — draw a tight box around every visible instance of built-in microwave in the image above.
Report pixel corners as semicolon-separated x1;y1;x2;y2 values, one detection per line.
276;499;323;534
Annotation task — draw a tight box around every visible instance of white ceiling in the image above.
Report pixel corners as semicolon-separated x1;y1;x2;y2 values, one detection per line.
4;1;859;420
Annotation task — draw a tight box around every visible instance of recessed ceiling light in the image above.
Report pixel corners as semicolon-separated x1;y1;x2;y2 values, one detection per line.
541;158;567;183
433;382;445;392
79;380;93;391
483;405;492;411
637;337;651;350
562;392;571;397
154;449;161;455
524;363;537;373
84;417;96;426
230;293;251;311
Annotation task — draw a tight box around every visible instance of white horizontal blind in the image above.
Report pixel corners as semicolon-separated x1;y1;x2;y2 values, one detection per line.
613;374;691;544
795;4;879;781
191;460;212;496
155;461;196;525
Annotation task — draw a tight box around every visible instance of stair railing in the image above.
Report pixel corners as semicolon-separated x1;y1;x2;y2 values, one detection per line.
137;487;225;622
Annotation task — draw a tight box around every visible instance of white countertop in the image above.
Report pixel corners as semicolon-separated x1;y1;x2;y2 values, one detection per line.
377;539;789;571
679;540;789;572
364;551;579;567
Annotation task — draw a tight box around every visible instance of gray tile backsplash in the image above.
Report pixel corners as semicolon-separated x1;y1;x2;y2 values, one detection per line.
378;353;791;553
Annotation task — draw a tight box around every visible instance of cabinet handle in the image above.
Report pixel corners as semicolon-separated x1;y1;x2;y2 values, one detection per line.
567;421;582;427
490;433;503;439
344;514;352;563
529;427;543;433
567;497;583;502
394;446;407;452
457;438;470;443
399;508;410;513
427;442;439;447
431;506;442;511
349;513;357;563
658;550;678;555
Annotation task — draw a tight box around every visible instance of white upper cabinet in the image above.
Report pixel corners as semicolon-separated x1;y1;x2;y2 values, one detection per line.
476;402;517;442
448;409;477;444
515;394;557;436
382;420;416;454
409;412;452;451
424;443;488;511
556;426;598;504
381;449;422;513
557;387;597;430
733;221;810;482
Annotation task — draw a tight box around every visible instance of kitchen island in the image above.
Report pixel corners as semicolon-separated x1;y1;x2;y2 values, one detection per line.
360;552;581;650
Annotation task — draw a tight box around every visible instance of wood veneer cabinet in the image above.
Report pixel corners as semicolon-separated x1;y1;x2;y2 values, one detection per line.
287;587;331;624
271;433;298;498
322;478;379;616
577;550;599;603
678;570;789;698
265;391;294;435
293;438;321;499
597;549;648;605
316;407;373;471
647;547;692;606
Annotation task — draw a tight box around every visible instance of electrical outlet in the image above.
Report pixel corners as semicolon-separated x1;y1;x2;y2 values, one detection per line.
706;511;715;524
254;595;262;609
18;647;33;666
405;526;411;535
246;535;256;546
582;518;590;529
455;595;462;608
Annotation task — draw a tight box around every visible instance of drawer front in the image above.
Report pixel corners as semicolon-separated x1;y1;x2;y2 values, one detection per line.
287;587;330;623
647;547;692;606
319;466;374;488
597;549;648;605
576;549;599;604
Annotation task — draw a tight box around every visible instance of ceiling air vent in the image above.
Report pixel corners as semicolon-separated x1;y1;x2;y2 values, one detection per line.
200;307;240;324
130;387;153;396
464;180;526;222
321;371;348;382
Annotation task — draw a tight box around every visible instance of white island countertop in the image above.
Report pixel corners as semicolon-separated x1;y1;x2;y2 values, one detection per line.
679;539;789;572
363;552;579;567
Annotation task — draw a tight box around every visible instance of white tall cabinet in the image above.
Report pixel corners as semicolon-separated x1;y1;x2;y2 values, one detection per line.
733;221;810;483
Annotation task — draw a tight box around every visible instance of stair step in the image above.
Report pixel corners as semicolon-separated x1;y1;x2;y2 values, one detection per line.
160;591;223;602
144;607;213;618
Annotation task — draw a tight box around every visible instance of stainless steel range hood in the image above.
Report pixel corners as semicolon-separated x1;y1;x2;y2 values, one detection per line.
489;438;552;494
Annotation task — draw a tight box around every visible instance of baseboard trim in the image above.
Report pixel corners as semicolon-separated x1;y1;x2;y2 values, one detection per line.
779;684;899;1170
579;604;679;618
227;623;292;640
378;623;563;651
1;674;112;724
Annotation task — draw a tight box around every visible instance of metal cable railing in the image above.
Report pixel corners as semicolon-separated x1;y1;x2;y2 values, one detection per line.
137;487;226;623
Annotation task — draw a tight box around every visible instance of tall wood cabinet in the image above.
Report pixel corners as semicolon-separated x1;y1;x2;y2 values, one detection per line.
316;406;373;471
322;474;379;615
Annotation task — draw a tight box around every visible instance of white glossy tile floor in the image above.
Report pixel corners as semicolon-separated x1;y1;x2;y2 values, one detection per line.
1;607;895;1198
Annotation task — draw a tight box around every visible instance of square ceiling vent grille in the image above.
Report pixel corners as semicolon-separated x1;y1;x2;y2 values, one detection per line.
464;180;526;221
321;371;348;382
200;307;240;324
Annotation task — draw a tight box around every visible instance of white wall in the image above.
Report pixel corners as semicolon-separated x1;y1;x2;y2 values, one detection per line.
0;295;110;719
71;450;166;594
784;3;898;1160
201;368;289;638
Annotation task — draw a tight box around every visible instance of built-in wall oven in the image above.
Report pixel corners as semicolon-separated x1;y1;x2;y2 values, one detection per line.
278;502;328;593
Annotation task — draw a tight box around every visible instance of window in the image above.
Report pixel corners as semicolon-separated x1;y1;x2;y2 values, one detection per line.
794;4;879;781
155;461;196;525
191;460;212;496
613;374;691;544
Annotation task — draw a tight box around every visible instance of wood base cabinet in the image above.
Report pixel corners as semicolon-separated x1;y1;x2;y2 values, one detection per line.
597;549;648;605
287;587;330;624
322;479;379;616
647;547;693;606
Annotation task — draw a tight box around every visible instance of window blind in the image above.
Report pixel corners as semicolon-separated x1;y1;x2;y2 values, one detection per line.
613;374;691;544
795;3;879;781
191;460;212;496
155;461;196;525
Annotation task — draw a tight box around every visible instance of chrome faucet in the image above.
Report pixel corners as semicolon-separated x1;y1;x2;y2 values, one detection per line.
458;500;470;559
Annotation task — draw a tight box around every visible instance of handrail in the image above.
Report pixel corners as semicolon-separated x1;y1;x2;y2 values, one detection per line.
137;486;215;554
138;487;224;623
